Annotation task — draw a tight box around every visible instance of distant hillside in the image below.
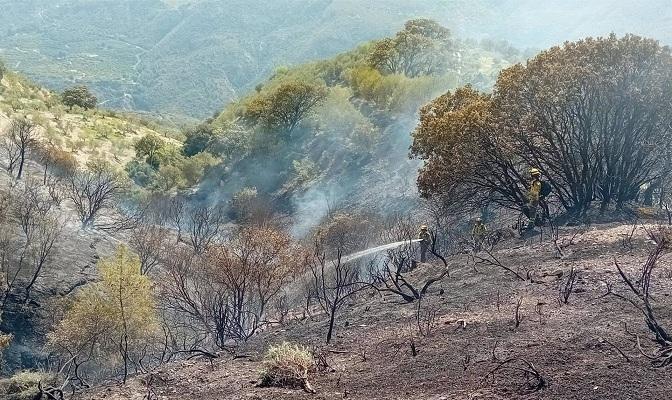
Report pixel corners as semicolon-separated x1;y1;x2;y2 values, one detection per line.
0;67;179;169
168;20;521;235
0;0;669;118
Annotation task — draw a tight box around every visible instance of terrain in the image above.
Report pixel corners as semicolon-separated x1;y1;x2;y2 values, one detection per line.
0;66;183;373
0;0;669;117
71;222;672;399
185;19;527;234
0;68;180;167
0;4;670;400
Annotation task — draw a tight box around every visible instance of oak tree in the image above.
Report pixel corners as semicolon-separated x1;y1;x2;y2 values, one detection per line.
61;86;97;111
244;81;327;138
412;34;672;215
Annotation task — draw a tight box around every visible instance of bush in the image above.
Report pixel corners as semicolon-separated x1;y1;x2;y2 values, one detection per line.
259;342;315;392
0;371;56;400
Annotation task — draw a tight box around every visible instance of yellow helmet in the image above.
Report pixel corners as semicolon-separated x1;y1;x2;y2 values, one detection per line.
530;168;541;176
420;225;428;230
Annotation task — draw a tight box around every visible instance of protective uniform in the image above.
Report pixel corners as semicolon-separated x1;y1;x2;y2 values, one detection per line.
527;168;542;228
418;225;431;262
472;218;487;251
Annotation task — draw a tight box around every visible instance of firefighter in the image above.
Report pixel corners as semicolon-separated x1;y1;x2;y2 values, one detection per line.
472;217;487;251
527;168;543;229
418;225;431;262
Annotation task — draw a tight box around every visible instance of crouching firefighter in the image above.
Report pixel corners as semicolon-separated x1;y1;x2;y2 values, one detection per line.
418;225;431;262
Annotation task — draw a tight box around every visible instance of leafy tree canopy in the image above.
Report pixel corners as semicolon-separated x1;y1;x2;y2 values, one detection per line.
367;18;454;78
242;81;328;138
412;34;672;214
61;85;97;111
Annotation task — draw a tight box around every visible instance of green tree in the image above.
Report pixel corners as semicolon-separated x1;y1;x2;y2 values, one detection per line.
183;124;217;156
412;34;672;214
0;59;5;82
134;133;165;168
368;18;453;78
61;86;97;111
125;159;157;187
47;246;157;384
243;81;327;138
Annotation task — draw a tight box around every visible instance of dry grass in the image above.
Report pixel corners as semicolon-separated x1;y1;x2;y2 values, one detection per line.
0;371;56;400
259;342;315;392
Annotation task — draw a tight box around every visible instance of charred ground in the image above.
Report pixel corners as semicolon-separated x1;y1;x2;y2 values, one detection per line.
72;223;672;400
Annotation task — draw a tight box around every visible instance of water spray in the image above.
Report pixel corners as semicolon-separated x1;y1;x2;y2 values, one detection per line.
340;239;422;264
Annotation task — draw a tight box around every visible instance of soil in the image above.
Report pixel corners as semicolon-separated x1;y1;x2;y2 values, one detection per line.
73;223;672;400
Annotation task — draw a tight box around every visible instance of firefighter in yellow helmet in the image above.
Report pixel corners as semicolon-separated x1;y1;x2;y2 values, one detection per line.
527;168;543;229
418;225;431;262
472;217;487;251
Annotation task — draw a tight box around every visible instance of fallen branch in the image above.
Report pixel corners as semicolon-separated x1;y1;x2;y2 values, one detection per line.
636;335;672;368
483;357;547;394
602;338;631;363
473;250;525;281
171;349;219;360
38;382;64;400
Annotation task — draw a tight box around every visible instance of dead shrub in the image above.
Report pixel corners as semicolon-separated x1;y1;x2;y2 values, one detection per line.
611;226;672;367
483;358;547;394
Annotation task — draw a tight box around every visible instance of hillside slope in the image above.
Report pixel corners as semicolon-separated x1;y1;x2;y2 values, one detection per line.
0;0;669;117
72;223;672;399
189;22;518;234
0;68;183;373
0;69;179;168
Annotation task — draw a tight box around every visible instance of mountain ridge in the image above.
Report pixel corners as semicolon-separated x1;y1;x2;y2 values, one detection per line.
1;0;669;118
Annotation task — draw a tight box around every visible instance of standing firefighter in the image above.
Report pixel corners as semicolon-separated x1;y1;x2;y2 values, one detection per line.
472;217;487;251
418;225;431;262
527;168;543;229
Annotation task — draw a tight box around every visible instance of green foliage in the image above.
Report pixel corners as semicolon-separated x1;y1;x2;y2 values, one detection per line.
47;246;157;375
243;81;327;138
193;18;517;211
347;66;452;113
134;133;165;168
179;152;218;186
183;124;217;156
126;159;157;187
292;158;319;185
367;19;453;77
126;142;217;192
309;86;380;156
153;164;187;192
61;86;97;110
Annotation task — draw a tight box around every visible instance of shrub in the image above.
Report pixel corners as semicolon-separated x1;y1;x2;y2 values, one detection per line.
259;342;315;392
0;371;56;400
